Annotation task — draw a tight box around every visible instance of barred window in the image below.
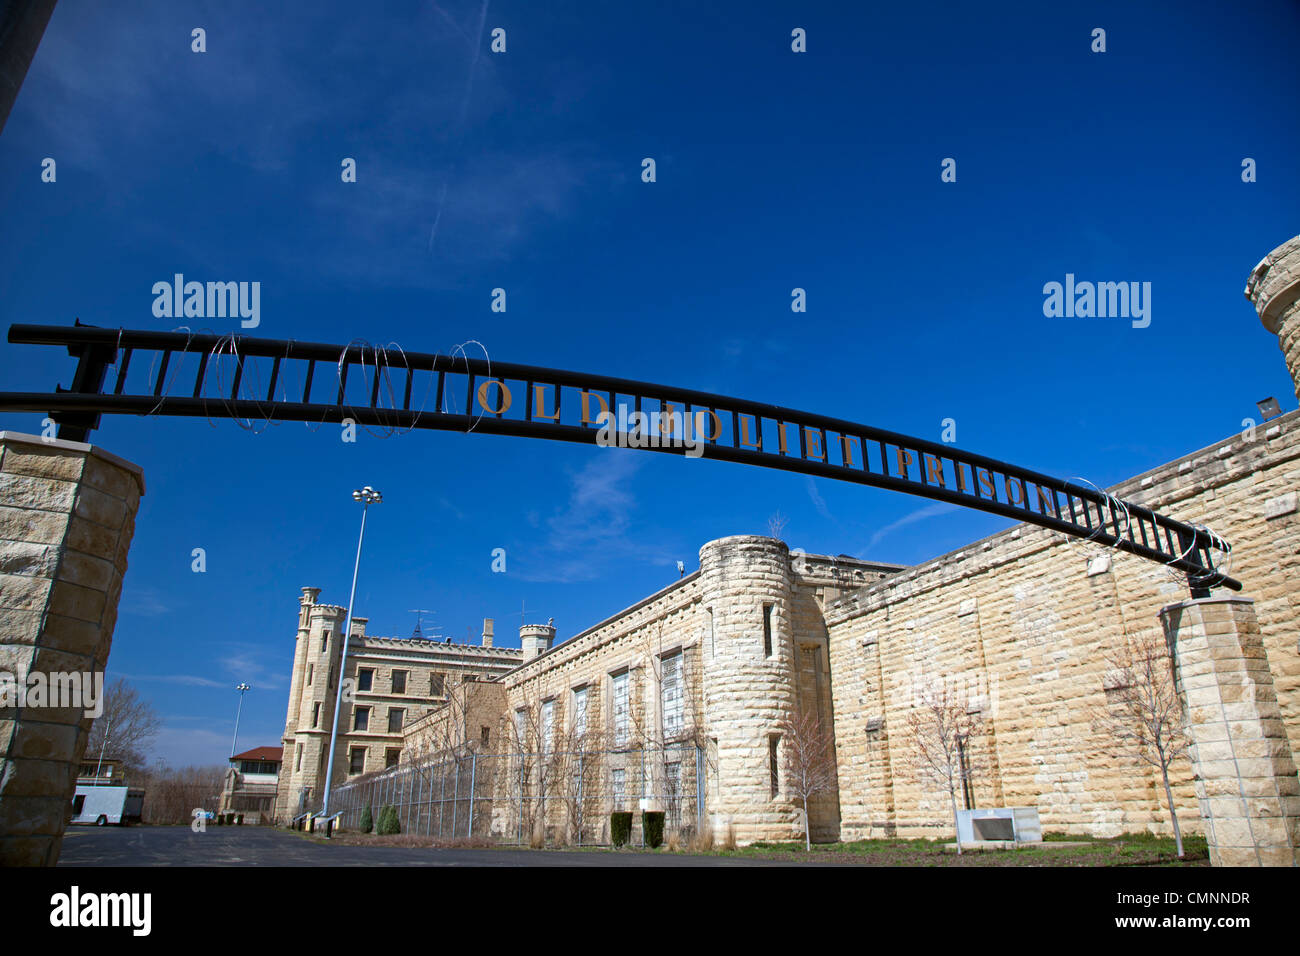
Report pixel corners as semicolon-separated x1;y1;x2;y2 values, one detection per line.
348;747;365;775
357;669;373;692
353;707;370;732
572;686;588;736
612;672;630;746
392;670;407;694
542;699;555;752
661;653;683;738
388;708;405;733
612;768;626;809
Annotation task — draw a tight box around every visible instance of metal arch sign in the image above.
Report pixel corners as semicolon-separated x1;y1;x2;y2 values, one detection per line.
0;323;1239;595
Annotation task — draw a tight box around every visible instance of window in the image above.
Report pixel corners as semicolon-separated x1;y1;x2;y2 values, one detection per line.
349;748;365;775
385;748;401;769
463;673;477;683
572;686;588;737
661;653;683;738
357;669;373;692
306;663;313;685
541;699;555;751
392;670;407;694
388;708;405;733
354;707;370;732
311;702;321;728
430;673;445;696
481;726;490;748
295;743;303;772
763;603;774;657
611;671;629;746
769;734;781;798
666;760;681;818
611;768;626;809
514;708;527;747
707;607;714;658
72;794;86;815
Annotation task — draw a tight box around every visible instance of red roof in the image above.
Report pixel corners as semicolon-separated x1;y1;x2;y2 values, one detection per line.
231;746;283;763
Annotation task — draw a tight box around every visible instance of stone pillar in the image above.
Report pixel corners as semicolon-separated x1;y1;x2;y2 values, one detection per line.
1160;596;1300;866
0;431;144;866
699;535;798;844
1245;235;1300;401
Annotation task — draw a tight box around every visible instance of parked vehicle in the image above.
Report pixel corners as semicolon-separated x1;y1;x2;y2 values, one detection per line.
70;785;144;826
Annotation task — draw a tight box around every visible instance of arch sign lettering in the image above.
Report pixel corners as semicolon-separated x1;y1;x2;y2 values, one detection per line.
0;323;1238;596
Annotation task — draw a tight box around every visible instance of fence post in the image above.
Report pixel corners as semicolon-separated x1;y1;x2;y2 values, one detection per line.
452;760;461;839
577;752;584;848
468;753;477;839
696;744;704;832
438;761;446;838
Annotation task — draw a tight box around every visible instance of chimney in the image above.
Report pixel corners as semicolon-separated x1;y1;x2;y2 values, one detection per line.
482;618;494;648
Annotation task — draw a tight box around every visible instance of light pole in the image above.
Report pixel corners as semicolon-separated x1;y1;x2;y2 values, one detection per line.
320;485;382;819
230;683;251;758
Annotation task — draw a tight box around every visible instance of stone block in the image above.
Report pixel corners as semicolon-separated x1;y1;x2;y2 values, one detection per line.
0;573;52;612
72;486;126;531
0;506;70;546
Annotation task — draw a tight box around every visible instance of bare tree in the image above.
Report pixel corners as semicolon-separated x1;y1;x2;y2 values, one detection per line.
906;678;984;854
779;709;838;850
85;678;161;774
139;764;225;824
1093;627;1189;858
767;511;789;539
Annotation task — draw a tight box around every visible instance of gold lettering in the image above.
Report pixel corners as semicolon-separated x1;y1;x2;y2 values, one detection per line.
1004;475;1025;506
954;462;968;493
532;384;560;421
580;391;609;426
803;427;825;461
895;447;915;479
924;454;945;487
777;422;797;455
659;402;682;436
977;467;995;498
695;409;722;442
1035;484;1057;516
739;415;762;449
839;434;857;468
476;380;512;415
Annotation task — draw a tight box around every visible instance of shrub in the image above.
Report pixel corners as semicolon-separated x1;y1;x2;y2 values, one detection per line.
215;813;224;826
642;811;665;848
610;812;633;847
360;806;374;834
235;814;244;825
377;805;401;835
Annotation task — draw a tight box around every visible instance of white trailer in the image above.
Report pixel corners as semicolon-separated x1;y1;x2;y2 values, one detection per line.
70;785;144;826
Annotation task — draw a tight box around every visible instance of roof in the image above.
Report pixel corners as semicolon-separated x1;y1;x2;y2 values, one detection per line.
231;746;283;763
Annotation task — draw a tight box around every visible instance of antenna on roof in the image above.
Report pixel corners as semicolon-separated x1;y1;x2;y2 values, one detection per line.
408;609;437;641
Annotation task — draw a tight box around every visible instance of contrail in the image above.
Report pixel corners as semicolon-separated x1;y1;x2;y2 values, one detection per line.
428;0;491;253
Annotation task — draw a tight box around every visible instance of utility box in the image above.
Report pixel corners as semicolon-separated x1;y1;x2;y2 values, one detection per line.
956;807;1041;844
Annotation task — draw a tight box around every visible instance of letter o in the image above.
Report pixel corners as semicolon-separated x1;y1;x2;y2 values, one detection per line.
476;380;512;415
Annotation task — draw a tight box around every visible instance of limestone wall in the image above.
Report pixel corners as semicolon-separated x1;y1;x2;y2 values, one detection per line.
826;411;1300;840
0;432;144;865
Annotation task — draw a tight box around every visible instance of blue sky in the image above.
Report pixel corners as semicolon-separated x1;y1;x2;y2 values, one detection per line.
1;1;1297;767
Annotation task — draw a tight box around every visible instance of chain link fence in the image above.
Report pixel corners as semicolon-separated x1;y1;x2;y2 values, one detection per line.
333;742;706;846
